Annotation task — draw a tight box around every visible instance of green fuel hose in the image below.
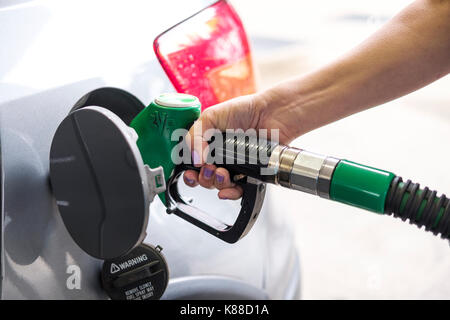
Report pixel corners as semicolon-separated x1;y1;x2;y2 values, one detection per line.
385;177;450;238
329;160;450;239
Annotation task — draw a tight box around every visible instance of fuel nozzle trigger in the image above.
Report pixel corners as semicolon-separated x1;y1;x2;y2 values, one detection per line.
164;163;266;244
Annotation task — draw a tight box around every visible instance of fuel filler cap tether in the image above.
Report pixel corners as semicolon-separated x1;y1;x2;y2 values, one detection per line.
49;106;165;260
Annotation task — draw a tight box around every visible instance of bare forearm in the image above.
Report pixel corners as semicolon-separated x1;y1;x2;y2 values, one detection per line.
185;0;450;198
263;0;450;137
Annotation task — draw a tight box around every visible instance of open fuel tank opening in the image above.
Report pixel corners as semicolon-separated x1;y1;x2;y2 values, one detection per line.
49;88;165;260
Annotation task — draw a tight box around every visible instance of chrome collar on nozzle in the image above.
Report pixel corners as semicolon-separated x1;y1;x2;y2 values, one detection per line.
267;145;340;198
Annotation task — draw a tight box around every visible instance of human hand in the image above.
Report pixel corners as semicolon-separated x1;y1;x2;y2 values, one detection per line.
183;89;302;200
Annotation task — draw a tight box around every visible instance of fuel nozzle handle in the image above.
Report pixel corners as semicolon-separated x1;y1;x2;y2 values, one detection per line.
210;133;338;197
215;133;450;241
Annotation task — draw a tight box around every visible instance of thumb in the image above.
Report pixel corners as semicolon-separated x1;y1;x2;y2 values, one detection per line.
187;109;219;166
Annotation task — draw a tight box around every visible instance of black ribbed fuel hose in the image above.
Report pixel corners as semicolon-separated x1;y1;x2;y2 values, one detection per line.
385;176;450;240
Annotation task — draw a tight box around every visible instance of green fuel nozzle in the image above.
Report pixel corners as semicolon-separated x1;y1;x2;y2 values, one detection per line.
130;93;201;204
130;93;265;243
129;93;450;242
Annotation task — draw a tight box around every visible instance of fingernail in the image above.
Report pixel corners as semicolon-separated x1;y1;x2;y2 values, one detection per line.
192;150;201;165
203;168;213;179
216;174;224;183
186;178;195;185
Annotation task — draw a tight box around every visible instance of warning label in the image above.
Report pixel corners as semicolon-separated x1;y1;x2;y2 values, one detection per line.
110;254;148;274
124;281;155;300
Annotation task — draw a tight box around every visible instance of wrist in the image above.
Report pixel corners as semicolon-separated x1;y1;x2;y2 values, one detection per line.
260;70;346;137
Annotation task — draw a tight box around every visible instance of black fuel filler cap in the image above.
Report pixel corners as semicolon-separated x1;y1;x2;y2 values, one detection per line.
101;243;169;300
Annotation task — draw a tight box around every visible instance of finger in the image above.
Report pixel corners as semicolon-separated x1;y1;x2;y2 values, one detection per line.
198;164;217;189
186;117;213;167
214;167;234;190
183;170;199;187
189;120;206;167
187;108;225;167
218;185;243;200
